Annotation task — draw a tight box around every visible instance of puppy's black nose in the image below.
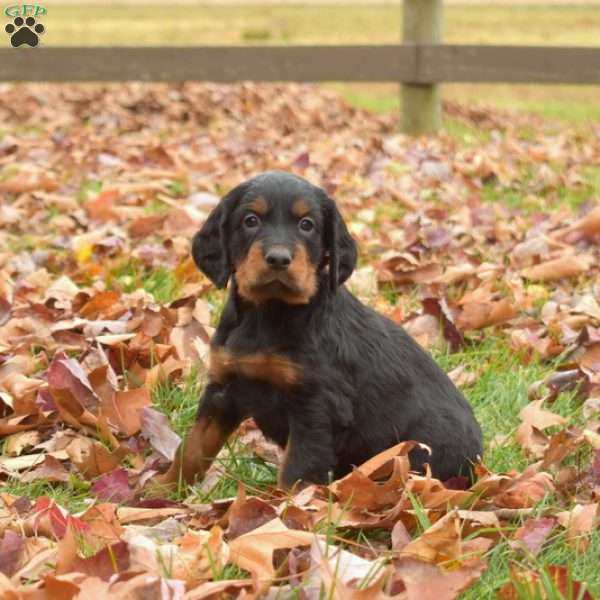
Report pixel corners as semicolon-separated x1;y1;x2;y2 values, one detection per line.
265;247;292;270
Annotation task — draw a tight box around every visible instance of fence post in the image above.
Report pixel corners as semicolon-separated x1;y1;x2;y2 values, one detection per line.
402;0;443;135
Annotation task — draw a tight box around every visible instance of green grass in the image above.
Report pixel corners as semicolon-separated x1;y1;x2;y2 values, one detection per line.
481;164;600;214
443;117;492;146
108;261;184;304
461;533;600;599
2;320;597;594
438;336;584;474
143;267;184;304
152;369;203;437
2;6;598;590
42;5;600;47
149;334;600;595
152;370;278;501
2;475;91;513
39;4;600;122
330;82;600;122
438;336;599;597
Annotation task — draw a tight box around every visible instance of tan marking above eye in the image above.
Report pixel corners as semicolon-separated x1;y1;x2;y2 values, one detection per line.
248;196;269;216
291;199;310;219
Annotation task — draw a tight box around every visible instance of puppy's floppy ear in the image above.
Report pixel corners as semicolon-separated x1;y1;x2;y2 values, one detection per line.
321;193;358;292
192;183;248;289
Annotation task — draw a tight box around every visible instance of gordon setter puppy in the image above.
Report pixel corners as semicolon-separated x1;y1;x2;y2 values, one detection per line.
157;171;482;489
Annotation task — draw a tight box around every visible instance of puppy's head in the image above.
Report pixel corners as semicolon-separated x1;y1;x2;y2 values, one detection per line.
192;171;357;304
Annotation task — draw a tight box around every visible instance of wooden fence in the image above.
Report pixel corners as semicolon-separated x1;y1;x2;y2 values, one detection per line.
0;0;599;134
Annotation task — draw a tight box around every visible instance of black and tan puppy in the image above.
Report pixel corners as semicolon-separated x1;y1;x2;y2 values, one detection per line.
157;171;482;489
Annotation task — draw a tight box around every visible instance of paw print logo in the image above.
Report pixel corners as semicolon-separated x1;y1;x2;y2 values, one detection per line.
5;16;45;47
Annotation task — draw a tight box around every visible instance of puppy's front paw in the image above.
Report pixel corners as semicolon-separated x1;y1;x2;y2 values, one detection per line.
143;470;181;497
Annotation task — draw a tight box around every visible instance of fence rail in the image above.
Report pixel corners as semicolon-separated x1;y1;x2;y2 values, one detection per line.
1;45;599;84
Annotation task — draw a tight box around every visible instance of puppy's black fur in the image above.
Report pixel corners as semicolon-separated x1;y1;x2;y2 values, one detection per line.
159;171;482;489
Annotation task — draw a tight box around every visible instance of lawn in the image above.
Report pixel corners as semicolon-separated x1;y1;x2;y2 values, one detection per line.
39;3;600;120
0;79;598;597
0;4;599;598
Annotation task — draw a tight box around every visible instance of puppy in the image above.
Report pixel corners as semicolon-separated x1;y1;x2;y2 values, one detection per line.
157;171;482;489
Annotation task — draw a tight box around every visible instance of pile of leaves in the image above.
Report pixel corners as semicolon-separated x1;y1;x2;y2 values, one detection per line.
0;82;599;599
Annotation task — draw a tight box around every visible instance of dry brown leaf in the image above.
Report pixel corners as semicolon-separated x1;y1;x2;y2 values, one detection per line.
553;205;600;240
405;475;472;511
183;580;254;600
399;510;462;564
172;527;229;583
99;387;151;436
580;343;600;376
0;171;58;194
455;298;518;331
516;400;567;458
521;255;591;282
116;506;189;525
556;503;598;553
511;517;556;556
228;517;315;583
331;458;410;511
394;556;488;600
3;430;41;456
495;469;555;509
67;438;129;479
541;427;585;469
79;503;123;543
330;441;423;511
225;485;277;540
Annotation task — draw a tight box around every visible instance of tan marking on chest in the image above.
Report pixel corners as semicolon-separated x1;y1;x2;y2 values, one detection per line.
209;347;301;389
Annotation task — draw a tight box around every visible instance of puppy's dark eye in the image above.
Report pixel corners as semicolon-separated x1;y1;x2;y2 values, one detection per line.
299;217;315;233
244;214;261;229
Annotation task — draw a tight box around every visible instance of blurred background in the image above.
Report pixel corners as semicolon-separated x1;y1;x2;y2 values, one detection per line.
37;0;600;121
1;4;600;596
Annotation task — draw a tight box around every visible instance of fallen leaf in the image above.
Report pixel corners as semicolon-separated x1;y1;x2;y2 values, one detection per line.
455;298;518;331
499;565;594;600
495;469;555;509
394;556;488;600
90;469;134;504
21;455;70;483
3;430;41;456
516;400;566;458
225;485;277;539
521;255;591;282
330;441;421;511
511;517;556;556
0;530;24;576
67;437;129;479
228;517;315;583
72;541;130;580
140;406;181;461
100;387;151;436
399;510;462;564
556;503;598;553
